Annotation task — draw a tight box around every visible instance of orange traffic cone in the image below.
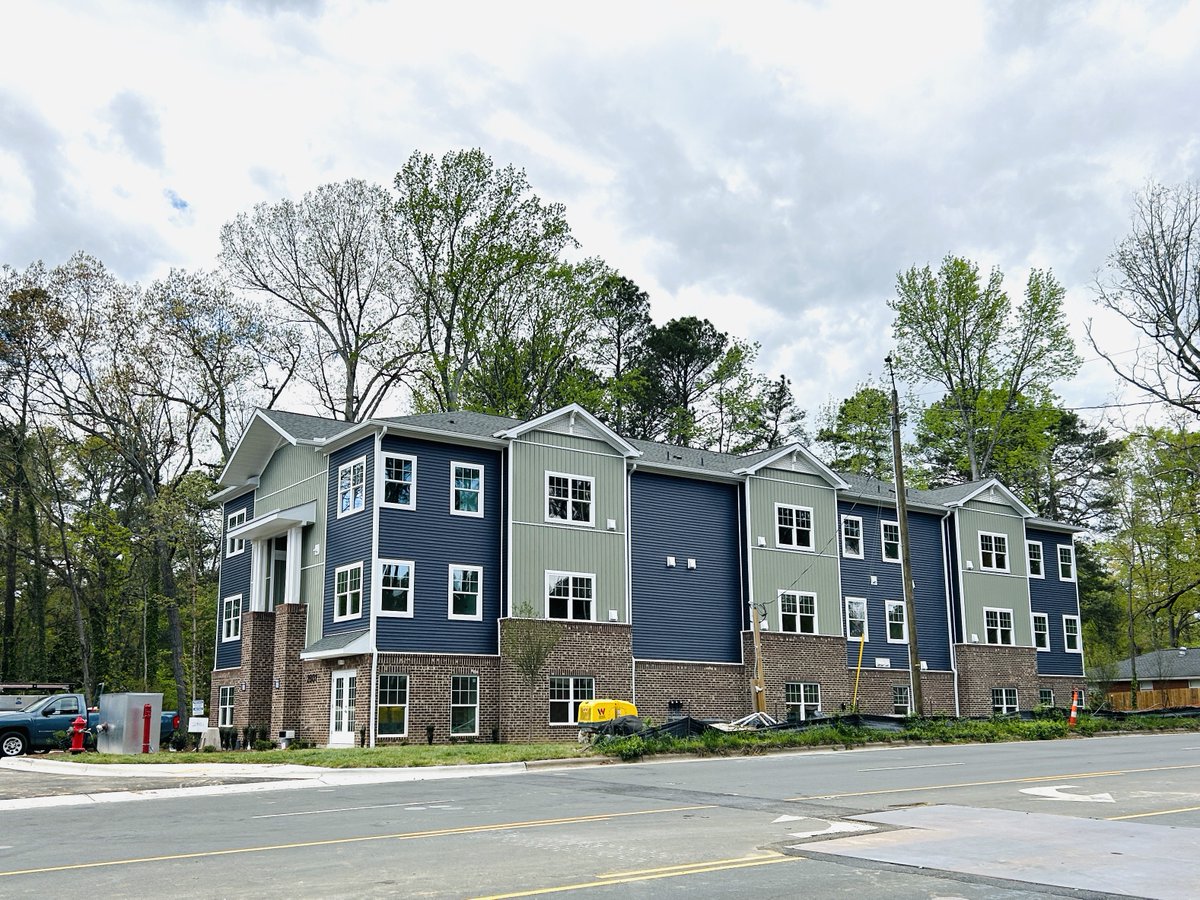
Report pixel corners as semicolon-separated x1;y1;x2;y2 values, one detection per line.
1068;689;1079;728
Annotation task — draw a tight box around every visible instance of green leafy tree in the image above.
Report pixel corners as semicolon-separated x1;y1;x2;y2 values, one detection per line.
635;316;728;444
589;274;652;435
501;601;564;741
815;383;892;479
890;256;1080;480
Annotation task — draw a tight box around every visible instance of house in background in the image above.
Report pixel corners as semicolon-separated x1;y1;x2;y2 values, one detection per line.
210;404;1087;746
1107;648;1200;710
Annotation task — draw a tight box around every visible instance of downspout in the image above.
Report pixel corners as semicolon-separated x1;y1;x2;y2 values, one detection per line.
627;462;636;706
941;509;960;717
368;428;382;748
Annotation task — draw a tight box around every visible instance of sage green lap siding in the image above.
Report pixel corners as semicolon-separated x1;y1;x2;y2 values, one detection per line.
254;444;329;645
747;466;842;636
510;432;628;623
956;507;1033;646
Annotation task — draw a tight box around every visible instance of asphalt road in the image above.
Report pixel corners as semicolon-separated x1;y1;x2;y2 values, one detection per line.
2;733;1199;898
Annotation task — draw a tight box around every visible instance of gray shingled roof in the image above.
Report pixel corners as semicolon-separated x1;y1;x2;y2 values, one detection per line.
302;628;369;654
838;470;964;509
628;438;746;474
382;411;520;439
1114;648;1200;681
259;408;352;442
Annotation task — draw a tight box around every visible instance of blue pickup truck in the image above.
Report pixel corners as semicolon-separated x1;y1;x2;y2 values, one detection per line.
0;693;180;756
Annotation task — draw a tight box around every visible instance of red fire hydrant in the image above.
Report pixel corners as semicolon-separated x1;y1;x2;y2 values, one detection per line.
69;716;88;754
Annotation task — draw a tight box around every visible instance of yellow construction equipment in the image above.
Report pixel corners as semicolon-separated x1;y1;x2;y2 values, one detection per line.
577;699;637;723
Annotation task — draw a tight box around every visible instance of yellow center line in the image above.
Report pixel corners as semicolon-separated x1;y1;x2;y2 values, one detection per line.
786;762;1200;801
1108;804;1200;821
597;852;780;878
473;853;798;899
0;804;715;878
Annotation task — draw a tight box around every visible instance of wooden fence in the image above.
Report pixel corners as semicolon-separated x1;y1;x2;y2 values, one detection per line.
1105;687;1200;710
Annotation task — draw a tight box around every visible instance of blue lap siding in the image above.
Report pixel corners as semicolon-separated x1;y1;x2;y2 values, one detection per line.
1027;528;1084;676
324;437;375;637
838;501;952;672
215;490;254;669
376;436;502;655
630;472;742;663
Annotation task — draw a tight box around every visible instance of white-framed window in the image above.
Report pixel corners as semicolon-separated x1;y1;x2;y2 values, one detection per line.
381;453;416;509
377;674;408;737
841;515;863;559
450;674;478;736
448;565;483;620
984;607;1014;646
785;682;821;722
451;462;484;517
218;685;235;727
334;562;363;620
337;456;367;517
221;594;242;642
885;600;907;644
1075;689;1087;709
992;687;1018;714
979;532;1009;572
780;591;817;634
1189;679;1200;690
1058;545;1076;581
546;472;594;525
846;597;868;641
1027;541;1044;578
1063;615;1081;653
379;560;413;617
892;685;911;715
547;571;594;621
776;504;813;550
549;676;594;725
226;509;247;557
881;521;901;562
1032;612;1049;651
1039;688;1055;707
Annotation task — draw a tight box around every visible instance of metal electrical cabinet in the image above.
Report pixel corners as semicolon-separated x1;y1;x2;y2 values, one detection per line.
96;692;163;754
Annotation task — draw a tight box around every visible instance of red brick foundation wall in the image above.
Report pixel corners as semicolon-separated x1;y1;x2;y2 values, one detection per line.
241;611;275;729
634;660;747;722
270;603;308;738
209;667;245;731
299;655;374;747
749;632;852;718
955;644;1040;716
845;669;957;717
1036;675;1088;709
500;621;632;743
376;653;502;745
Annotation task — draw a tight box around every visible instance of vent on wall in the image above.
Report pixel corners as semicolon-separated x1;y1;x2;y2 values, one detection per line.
666;556;676;567
687;558;696;569
757;536;766;547
875;658;891;668
608;609;618;621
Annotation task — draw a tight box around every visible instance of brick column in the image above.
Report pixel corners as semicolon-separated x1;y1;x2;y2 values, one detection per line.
270;603;308;739
241;611;275;728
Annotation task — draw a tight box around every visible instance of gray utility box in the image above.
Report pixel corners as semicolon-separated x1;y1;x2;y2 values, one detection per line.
97;692;163;754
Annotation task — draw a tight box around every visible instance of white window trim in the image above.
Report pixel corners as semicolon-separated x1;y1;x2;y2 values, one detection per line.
1057;544;1076;582
1039;688;1055;707
983;606;1015;646
447;564;484;621
885;599;907;644
548;675;595;726
978;531;1010;573
845;596;868;642
840;515;864;559
226;509;247;557
380;453;417;511
450;674;480;737
991;686;1019;714
892;684;912;715
1027;540;1044;579
880;520;901;564
779;589;818;634
545;470;595;527
784;681;822;721
218;685;235;727
333;562;364;621
376;673;409;738
545;570;596;622
221;594;242;642
337;455;368;519
450;461;485;518
377;559;414;618
775;503;815;552
1062;614;1082;653
1032;612;1050;652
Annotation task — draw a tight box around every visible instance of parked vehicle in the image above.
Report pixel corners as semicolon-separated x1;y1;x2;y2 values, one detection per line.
0;693;180;756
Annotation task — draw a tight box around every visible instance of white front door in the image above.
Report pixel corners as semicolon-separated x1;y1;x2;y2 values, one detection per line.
329;669;357;747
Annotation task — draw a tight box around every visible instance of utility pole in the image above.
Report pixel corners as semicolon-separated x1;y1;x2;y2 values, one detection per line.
750;600;767;713
886;355;924;716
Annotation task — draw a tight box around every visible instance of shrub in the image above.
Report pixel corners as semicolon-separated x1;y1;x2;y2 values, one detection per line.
253;739;276;752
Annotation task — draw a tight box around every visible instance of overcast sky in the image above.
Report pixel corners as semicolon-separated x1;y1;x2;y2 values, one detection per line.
2;0;1198;427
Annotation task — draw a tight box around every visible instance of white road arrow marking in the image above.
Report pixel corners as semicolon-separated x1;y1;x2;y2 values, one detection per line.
789;820;876;839
772;814;805;823
1020;784;1114;803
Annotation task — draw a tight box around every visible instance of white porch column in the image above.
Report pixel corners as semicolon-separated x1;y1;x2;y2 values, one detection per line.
284;525;302;604
249;538;268;612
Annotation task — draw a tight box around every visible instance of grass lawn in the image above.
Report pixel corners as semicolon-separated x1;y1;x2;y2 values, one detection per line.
64;742;594;767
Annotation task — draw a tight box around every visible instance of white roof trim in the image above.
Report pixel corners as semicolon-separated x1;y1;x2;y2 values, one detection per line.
216;410;301;489
493;404;642;458
733;443;850;488
228;501;318;541
949;479;1035;518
